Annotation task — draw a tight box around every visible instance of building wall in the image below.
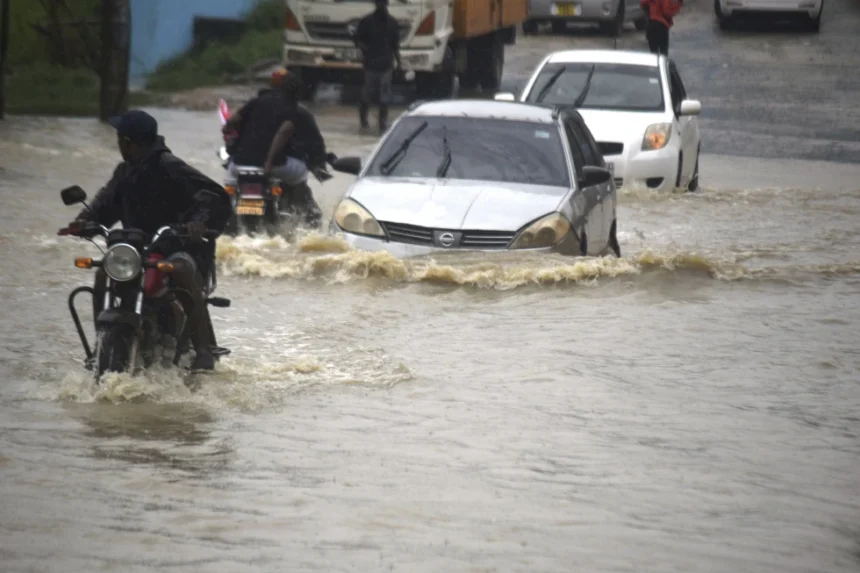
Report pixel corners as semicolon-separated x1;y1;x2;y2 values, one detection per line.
129;0;262;80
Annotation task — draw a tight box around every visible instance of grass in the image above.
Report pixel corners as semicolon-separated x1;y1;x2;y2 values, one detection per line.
145;0;283;92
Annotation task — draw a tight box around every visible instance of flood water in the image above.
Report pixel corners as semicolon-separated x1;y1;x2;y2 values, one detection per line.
3;12;860;573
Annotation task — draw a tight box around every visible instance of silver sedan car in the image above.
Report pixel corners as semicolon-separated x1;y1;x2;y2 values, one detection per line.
523;0;648;36
328;100;621;259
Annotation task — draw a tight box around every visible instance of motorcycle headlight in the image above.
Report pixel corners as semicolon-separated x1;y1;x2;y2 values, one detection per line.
642;123;672;151
510;213;571;250
334;198;385;237
103;243;142;282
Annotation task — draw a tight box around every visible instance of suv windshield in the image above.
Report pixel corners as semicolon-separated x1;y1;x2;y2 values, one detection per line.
525;63;665;112
365;116;570;188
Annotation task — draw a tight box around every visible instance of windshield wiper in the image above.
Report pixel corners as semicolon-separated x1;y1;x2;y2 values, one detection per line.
379;120;428;175
436;126;452;178
572;64;596;108
535;65;566;104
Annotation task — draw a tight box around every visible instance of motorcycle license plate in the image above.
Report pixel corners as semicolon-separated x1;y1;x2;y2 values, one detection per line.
552;2;581;15
236;198;265;216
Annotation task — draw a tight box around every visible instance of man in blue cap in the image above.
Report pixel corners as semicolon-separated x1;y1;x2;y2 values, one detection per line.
59;110;232;371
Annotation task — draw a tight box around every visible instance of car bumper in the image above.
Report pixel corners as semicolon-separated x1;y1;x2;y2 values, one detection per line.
527;0;618;21
284;44;443;74
603;142;680;193
720;0;821;16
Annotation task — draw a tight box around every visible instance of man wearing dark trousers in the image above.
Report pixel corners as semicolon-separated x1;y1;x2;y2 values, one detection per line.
353;0;402;134
640;0;683;55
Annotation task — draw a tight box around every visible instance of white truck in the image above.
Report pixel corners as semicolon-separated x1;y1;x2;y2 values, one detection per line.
281;0;529;99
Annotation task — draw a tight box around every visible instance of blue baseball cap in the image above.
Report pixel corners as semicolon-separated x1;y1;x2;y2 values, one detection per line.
108;110;158;145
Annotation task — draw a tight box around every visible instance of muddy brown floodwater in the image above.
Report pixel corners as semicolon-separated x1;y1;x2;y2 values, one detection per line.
2;5;860;572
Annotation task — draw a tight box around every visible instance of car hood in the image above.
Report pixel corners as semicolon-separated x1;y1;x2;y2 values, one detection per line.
577;109;671;145
347;178;567;231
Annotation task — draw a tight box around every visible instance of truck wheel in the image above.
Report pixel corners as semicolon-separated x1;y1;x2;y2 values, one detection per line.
416;71;454;99
480;37;504;91
291;68;319;101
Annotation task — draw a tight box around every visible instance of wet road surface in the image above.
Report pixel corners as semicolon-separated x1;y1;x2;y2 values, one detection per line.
1;2;860;572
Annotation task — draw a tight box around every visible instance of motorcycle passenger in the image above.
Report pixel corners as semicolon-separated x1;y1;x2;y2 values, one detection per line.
59;110;232;371
222;72;327;228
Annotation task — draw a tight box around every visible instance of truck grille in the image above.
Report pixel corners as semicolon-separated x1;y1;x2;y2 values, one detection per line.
598;142;624;156
304;21;412;43
380;222;516;249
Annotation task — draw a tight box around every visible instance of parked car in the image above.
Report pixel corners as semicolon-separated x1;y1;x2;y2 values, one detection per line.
522;0;648;37
714;0;823;32
328;100;621;259
496;49;702;193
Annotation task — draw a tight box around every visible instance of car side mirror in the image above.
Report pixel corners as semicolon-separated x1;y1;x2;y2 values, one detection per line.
332;156;362;176
61;185;87;206
494;92;516;101
579;166;612;188
679;99;701;116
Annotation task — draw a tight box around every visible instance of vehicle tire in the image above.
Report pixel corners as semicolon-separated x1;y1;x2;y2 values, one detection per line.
292;68;320;102
96;325;133;380
480;37;505;91
551;20;566;34
714;0;730;30
687;145;700;192
675;152;684;190
522;20;539;35
634;16;647;31
609;220;621;258
579;230;588;256
240;215;261;235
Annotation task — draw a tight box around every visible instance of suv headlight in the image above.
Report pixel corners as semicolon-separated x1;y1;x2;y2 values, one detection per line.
510;213;571;250
103;243;141;282
642;123;672;151
334;199;385;237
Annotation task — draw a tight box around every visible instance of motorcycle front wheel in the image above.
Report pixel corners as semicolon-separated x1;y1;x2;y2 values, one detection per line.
95;325;134;381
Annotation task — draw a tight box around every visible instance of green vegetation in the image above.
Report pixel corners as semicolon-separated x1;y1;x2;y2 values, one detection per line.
145;0;283;92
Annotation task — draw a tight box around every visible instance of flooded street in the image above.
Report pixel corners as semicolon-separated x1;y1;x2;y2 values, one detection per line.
2;3;860;572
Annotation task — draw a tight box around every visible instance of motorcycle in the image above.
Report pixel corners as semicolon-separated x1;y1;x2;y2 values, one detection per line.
59;185;232;382
217;99;334;236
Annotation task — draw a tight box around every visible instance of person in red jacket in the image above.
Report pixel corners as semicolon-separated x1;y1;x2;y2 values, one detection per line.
640;0;683;55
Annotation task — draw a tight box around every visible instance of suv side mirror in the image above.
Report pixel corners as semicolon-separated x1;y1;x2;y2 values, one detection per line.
679;99;702;116
579;166;611;188
61;185;87;205
332;156;362;176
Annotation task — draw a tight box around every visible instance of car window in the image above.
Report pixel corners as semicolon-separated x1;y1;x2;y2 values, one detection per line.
566;119;601;167
525;62;665;112
562;122;586;175
365;116;571;188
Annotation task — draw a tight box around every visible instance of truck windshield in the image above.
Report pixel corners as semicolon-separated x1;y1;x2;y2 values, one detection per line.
366;116;570;188
526;62;665;112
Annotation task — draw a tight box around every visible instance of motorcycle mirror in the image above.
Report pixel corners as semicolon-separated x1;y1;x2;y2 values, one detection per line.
61;185;88;206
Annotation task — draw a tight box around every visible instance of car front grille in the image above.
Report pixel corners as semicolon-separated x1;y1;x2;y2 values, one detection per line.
598;141;624;156
305;21;411;43
380;222;516;249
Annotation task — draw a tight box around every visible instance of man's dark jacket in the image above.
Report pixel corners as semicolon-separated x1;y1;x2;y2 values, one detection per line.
76;137;232;273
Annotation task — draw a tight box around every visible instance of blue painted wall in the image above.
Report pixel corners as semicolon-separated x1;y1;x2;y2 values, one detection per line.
130;0;263;80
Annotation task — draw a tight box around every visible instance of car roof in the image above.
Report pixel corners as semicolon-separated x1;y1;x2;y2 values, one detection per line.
545;49;661;67
406;99;557;124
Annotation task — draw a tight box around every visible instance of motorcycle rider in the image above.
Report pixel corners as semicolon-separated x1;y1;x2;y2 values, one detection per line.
58;110;232;371
222;71;328;228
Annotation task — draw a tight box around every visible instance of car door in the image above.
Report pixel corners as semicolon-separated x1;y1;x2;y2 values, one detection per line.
577;117;617;246
667;60;696;186
563;115;607;254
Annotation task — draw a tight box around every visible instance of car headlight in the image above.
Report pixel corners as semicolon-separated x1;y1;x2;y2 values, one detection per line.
103;243;142;282
642;123;672;151
334;198;385;237
510;213;571;250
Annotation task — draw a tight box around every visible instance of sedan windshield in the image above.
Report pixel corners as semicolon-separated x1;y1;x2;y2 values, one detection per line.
365;116;570;188
525;62;665;112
